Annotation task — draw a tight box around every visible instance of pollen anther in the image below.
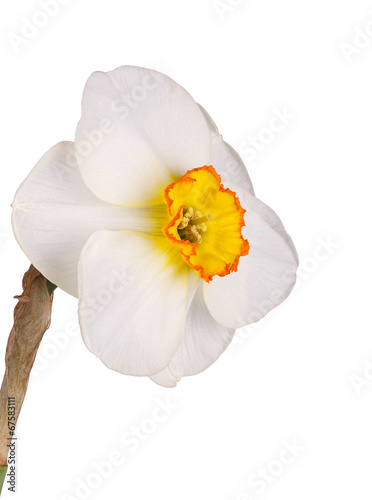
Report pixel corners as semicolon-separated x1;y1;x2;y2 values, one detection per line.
177;207;211;243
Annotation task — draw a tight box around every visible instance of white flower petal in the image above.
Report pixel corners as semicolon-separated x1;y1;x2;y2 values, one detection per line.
150;282;235;387
78;230;193;376
12;142;165;297
150;367;178;388
75;66;211;206
203;185;298;328
199;105;255;195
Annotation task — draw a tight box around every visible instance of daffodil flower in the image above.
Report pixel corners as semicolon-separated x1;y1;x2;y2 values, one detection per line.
12;66;298;387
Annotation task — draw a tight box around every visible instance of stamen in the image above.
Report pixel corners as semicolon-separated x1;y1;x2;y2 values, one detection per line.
179;225;202;244
189;213;213;225
177;207;213;244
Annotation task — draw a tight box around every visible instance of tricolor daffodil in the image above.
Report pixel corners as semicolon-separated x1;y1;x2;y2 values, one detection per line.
12;66;298;387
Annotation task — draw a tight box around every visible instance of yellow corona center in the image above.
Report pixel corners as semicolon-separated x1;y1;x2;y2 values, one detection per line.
162;165;249;282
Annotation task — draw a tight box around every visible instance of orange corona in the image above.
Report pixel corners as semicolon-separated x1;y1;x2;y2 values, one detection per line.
163;166;249;282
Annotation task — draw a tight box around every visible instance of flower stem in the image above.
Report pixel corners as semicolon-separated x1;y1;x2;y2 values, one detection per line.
0;467;6;495
0;265;55;495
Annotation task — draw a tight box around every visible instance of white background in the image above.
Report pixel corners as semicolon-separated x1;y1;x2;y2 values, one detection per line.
0;0;372;499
